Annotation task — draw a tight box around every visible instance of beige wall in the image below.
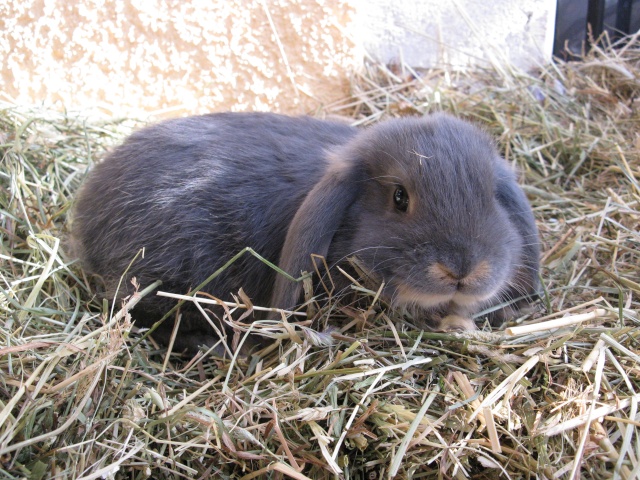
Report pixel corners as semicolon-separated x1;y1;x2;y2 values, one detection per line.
2;1;557;118
1;0;357;117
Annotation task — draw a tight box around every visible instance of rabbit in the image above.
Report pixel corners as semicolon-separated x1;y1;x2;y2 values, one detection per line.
71;112;540;353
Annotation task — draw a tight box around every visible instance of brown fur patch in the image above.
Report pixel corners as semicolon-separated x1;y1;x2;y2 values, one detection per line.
462;260;492;285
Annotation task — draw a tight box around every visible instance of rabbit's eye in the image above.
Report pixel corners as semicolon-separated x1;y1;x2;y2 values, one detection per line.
393;186;409;212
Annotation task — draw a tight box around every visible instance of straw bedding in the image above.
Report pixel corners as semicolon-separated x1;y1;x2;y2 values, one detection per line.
1;35;639;479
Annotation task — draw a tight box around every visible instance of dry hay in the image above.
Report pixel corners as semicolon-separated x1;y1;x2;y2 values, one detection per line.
1;34;639;479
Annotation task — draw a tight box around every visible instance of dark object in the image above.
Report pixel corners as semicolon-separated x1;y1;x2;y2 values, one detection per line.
616;0;633;34
71;113;541;352
554;0;640;59
587;0;607;40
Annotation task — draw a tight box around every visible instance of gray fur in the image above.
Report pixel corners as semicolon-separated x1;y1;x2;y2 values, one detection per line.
71;112;540;351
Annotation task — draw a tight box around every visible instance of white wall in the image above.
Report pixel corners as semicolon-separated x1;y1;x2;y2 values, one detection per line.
352;0;556;71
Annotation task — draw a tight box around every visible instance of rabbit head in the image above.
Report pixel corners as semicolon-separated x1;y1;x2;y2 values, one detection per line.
272;114;539;330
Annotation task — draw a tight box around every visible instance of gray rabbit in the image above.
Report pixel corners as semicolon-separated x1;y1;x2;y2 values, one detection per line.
71;112;540;352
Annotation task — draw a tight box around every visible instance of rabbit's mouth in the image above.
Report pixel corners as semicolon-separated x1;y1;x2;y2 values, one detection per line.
391;282;499;312
392;286;454;309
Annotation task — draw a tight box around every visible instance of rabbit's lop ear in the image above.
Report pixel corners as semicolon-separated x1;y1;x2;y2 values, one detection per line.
271;158;361;311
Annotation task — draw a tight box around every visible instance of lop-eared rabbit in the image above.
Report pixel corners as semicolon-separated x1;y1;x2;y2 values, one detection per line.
71;112;540;353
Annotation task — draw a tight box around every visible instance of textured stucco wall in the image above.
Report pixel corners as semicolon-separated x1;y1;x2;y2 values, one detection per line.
1;1;555;117
1;0;358;117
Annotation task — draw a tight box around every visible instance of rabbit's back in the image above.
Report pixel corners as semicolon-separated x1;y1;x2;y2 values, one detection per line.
72;112;356;307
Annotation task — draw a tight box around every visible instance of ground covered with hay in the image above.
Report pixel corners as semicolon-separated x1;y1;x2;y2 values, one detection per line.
1;36;639;479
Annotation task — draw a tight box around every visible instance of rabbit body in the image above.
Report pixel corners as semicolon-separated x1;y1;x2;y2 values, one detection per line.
72;112;540;351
